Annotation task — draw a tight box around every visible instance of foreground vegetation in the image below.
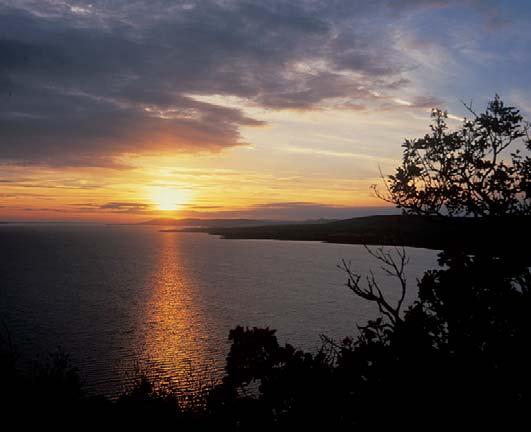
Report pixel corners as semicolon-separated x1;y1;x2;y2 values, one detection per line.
2;96;530;429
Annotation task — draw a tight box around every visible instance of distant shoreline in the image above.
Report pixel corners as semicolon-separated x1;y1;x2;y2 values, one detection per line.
174;214;531;255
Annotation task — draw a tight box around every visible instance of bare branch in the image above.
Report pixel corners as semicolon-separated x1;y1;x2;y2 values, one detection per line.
339;246;410;329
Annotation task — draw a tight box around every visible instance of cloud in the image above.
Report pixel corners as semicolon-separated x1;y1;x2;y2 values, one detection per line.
179;201;400;220
278;145;398;163
20;207;66;212
99;202;152;213
0;0;446;166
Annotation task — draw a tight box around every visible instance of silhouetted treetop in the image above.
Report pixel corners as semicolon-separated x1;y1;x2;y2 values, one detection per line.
376;95;531;217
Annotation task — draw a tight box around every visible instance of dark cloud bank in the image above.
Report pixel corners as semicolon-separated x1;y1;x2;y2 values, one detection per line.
0;0;450;166
52;200;400;219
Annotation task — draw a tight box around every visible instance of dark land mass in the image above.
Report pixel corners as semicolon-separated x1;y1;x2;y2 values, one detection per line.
179;214;530;255
140;217;336;228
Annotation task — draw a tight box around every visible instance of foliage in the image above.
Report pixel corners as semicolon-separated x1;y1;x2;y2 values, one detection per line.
375;95;531;216
209;249;531;429
209;95;531;428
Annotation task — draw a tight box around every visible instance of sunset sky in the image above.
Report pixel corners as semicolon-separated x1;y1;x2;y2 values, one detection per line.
1;0;531;222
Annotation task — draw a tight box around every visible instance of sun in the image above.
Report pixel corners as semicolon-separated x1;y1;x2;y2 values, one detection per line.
150;187;191;211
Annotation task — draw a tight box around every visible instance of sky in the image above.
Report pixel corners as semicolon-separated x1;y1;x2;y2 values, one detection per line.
1;0;531;222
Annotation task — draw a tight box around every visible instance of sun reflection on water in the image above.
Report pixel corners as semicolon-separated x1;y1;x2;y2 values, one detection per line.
140;233;216;393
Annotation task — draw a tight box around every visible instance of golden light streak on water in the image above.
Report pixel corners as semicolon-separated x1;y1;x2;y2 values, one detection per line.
140;233;217;399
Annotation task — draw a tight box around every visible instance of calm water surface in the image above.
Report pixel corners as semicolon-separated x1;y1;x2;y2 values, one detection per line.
0;224;439;396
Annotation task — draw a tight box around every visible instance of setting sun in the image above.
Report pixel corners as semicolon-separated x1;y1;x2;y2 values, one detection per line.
150;187;192;211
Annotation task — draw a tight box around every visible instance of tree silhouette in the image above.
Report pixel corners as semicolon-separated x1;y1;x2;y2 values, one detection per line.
338;95;531;427
212;96;531;429
375;95;531;217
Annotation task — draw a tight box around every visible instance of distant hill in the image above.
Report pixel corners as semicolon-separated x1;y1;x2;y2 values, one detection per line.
139;218;337;228
180;215;531;257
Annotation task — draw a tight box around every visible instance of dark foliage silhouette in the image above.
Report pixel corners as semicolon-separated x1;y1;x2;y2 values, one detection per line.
208;96;531;429
0;342;210;428
375;95;531;216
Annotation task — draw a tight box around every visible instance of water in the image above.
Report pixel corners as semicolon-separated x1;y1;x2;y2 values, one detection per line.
0;224;439;397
